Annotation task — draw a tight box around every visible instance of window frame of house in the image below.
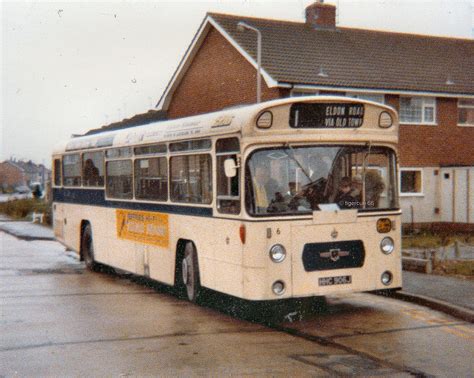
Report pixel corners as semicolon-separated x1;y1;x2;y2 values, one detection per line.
399;96;437;125
290;90;386;105
290;90;319;97
457;98;474;127
399;168;424;197
347;92;385;104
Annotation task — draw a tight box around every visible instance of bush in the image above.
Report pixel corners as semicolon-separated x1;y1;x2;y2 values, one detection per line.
0;198;52;225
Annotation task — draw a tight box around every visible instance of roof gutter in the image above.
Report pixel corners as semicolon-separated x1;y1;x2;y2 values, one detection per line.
284;83;474;99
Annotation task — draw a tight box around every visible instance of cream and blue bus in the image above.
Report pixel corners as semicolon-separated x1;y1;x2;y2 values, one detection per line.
52;96;401;302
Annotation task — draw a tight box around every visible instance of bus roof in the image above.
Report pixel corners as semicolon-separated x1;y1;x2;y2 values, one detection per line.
52;96;397;155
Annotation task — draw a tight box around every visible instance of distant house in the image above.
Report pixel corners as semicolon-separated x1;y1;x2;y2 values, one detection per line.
0;161;26;190
0;160;51;191
153;1;473;229
15;160;50;187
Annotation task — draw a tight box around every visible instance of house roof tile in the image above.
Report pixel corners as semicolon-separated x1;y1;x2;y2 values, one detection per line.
208;12;474;95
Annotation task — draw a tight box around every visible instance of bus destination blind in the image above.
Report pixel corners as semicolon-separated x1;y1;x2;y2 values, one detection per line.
290;103;365;129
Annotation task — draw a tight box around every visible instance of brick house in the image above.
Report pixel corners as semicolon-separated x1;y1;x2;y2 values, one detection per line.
152;1;474;229
0;161;26;191
0;160;51;192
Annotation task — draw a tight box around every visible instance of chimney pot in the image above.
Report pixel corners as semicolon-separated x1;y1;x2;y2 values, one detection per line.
305;1;336;29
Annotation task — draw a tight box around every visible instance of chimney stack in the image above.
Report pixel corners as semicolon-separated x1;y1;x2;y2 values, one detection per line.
305;0;336;29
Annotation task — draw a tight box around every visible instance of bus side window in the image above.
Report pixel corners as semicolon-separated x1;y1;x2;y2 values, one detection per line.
63;154;81;187
106;160;133;200
54;158;62;186
216;138;240;214
134;157;168;201
170;154;212;204
83;151;104;187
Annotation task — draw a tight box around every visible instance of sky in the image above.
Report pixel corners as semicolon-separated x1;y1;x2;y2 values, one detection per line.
1;0;473;167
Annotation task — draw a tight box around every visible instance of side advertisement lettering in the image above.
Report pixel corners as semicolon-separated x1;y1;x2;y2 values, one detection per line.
116;209;169;247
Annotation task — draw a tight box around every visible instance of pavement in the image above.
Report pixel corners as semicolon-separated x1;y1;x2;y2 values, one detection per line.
0;216;472;323
0;219;54;241
392;271;474;323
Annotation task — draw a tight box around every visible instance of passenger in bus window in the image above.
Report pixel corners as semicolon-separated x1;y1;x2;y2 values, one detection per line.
83;159;99;186
334;177;357;209
285;182;310;211
350;175;363;202
365;171;385;208
253;165;281;213
267;191;288;213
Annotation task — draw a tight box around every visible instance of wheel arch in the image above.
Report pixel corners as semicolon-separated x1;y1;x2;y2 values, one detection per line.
174;238;200;286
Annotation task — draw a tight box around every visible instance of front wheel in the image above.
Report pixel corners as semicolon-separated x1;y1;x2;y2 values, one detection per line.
181;242;201;303
81;224;98;271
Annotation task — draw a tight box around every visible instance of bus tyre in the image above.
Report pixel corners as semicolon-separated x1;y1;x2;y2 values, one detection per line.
82;224;98;271
181;242;201;303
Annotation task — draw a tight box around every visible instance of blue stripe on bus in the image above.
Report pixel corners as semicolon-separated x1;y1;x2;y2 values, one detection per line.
52;188;213;217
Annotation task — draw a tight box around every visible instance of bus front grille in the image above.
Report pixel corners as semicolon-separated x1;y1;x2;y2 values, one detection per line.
302;240;365;271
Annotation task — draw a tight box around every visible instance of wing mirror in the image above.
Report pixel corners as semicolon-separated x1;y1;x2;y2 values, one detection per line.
224;158;239;178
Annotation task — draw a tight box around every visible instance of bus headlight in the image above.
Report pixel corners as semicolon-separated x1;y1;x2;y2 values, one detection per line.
380;237;394;254
381;271;393;285
269;244;286;263
272;280;286;295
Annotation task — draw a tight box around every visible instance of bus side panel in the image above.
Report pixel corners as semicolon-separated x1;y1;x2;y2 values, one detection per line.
242;222;293;300
168;215;244;298
60;203;84;254
52;202;65;243
55;203;109;263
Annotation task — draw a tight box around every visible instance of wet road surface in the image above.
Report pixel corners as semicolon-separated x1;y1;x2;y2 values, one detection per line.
1;232;473;376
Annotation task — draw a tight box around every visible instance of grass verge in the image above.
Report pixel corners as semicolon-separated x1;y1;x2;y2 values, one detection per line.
0;198;52;225
402;231;474;249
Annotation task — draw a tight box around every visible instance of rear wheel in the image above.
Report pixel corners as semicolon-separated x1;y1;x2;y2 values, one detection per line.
81;224;98;271
181;242;201;303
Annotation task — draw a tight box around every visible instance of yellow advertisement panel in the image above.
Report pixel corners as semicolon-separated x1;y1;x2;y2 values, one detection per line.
116;209;169;247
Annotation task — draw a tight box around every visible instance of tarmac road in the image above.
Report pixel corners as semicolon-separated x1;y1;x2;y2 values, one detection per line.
1;231;473;376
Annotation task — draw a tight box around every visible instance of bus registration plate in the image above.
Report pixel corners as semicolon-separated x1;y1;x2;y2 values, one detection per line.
318;275;352;286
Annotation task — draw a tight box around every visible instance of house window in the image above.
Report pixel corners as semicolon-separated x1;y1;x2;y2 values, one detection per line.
458;99;474;126
399;97;436;124
400;168;423;195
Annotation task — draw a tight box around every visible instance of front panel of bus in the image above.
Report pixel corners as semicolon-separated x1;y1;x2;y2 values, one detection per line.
238;99;401;300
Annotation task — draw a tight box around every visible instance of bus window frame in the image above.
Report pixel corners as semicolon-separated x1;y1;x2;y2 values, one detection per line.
82;150;105;188
243;143;400;218
169;152;213;205
105;157;134;200
62;152;82;188
53;157;62;187
215;137;241;216
134;155;169;202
